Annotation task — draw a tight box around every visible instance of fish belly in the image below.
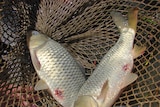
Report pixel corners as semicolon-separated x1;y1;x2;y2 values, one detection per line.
36;40;86;107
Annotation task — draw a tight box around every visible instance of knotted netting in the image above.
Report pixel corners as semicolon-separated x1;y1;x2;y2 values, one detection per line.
0;0;159;107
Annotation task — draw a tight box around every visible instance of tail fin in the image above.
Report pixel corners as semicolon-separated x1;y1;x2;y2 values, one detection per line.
128;8;139;32
111;8;139;32
110;11;128;32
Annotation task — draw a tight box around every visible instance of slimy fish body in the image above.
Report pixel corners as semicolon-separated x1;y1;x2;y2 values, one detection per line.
27;31;86;107
74;8;146;107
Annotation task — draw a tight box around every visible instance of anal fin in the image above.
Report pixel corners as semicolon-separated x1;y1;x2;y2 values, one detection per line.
132;44;146;59
34;79;49;91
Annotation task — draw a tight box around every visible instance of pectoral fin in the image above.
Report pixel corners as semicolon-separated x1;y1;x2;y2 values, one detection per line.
132;44;146;59
34;79;49;91
97;80;108;102
121;73;138;89
30;50;41;71
74;95;98;107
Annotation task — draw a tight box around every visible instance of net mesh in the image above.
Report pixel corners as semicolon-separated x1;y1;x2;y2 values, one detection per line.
0;0;159;107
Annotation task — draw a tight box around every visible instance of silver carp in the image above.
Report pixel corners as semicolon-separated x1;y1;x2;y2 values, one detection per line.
74;8;146;107
27;31;86;107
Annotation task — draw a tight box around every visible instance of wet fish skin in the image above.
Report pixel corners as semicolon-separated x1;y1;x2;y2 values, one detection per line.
75;8;146;107
27;31;86;107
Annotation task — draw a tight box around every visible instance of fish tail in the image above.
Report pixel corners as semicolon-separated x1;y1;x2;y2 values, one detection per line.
110;11;128;31
128;7;139;32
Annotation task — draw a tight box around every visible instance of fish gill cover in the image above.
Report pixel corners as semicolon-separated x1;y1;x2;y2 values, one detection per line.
0;0;159;107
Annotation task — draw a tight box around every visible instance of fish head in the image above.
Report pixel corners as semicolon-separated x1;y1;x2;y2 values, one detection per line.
27;30;49;49
74;95;98;107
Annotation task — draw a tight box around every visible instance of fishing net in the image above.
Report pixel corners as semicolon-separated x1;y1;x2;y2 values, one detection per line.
0;0;159;107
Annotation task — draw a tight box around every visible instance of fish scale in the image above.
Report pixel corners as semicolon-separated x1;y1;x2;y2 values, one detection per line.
74;8;146;107
27;31;86;107
77;28;135;107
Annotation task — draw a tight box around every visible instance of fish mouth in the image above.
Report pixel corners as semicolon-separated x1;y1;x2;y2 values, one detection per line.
26;30;49;49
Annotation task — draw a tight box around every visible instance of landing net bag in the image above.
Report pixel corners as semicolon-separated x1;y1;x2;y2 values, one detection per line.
0;0;159;107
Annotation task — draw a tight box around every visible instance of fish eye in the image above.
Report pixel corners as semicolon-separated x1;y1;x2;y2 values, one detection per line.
32;31;39;35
